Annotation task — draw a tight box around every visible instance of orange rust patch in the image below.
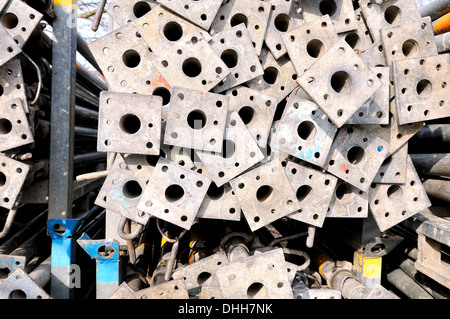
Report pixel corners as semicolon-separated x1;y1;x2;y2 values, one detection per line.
150;75;171;89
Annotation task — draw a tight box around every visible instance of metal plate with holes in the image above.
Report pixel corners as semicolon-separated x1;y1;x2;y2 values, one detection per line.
327;180;368;218
194;112;264;187
252;248;298;284
163;86;228;153
271;96;338;168
0;25;20;67
210;24;264;93
200;285;223;299
109;282;136;299
209;0;271;55
0;98;33;152
246;47;298;104
364;99;425;156
95;154;152;225
338;8;373;54
152;29;230;92
88;22;171;95
285;160;338;227
324;125;390;192
373;143;408;184
225;86;277;148
302;0;357;33
282;15;339;77
264;0;303;60
97;91;162;155
172;251;229;290
369;155;431;232
361;40;387;68
229;160;300;232
215;248;293;299
0;0;43;48
392;54;449;125
105;0;158;27
347;66;389;125
0;268;51;299
196;180;241;221
359;0;421;42
134;5;212;56
298;39;382;128
0;153;29;210
0;58;28;113
159;120;195;169
156;0;222;30
379;17;438;65
137;157;211;230
134;278;189;299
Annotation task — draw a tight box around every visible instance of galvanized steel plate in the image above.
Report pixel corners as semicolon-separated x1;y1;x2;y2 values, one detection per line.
0;58;28;113
338;8;373;54
0;153;29;210
0;25;20;68
0;98;33;152
106;0;158;26
196;181;241;221
302;0;358;33
0;267;51;299
372;143;408;184
327;180;369;218
97;91;162;155
134;278;189;299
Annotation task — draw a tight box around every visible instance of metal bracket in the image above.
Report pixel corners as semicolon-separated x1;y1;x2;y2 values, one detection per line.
327;180;369;218
285;160;338;227
77;233;121;299
230;160;301;232
210;24;264;93
270;96;338;168
194;111;264;187
324;125;390;192
298;39;382;128
137;157;211;230
392;53;449;125
0;153;30;210
97;91;162;155
209;0;271;55
0;267;51;299
163;86;229;153
369;155;432;232
302;0;358;33
95;154;152;225
0;98;34;152
225;86;277;148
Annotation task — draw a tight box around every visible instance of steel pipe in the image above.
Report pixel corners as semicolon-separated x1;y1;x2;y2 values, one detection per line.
435;32;450;52
410;153;450;178
421;178;450;202
419;0;450;21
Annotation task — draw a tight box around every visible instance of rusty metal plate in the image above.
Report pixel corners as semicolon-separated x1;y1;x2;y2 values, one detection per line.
0;153;29;210
372;143;408;184
209;0;271;55
105;0;158;26
152;29;230;92
88;22;171;95
0;0;43;48
369;155;431;232
229;160;300;232
95;154;152;225
155;0;222;30
324;125;390;192
137;157;211;230
347;66;389;125
298;39;382;128
392;53;449;125
0;25;20;67
285;160;339;227
172;251;229;290
134;279;189;299
379;17;438;65
359;0;421;42
246;47;298;104
364;99;425;156
338;8;373;54
211;24;264;93
302;0;358;33
134;5;212;56
97;91;162;155
0;58;28;113
327;179;369;218
163;86;228;153
0;98;33;152
270;96;338;168
194;112;264;187
265;0;304;60
225;86;277;149
282;15;339;77
215;248;294;299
